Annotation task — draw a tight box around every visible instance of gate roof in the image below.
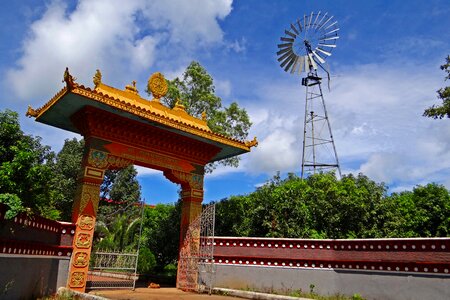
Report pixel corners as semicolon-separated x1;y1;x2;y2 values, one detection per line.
27;69;257;163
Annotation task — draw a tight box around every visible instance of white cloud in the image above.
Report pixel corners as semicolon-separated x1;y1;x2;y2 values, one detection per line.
223;61;450;190
5;0;233;103
226;37;247;53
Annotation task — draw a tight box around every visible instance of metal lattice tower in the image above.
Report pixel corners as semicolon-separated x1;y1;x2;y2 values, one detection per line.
301;71;341;178
276;12;342;178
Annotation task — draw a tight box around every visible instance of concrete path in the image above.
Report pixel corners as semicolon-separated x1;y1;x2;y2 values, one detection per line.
86;287;312;300
88;287;236;300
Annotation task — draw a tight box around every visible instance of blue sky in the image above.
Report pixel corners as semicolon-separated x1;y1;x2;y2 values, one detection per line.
1;0;449;205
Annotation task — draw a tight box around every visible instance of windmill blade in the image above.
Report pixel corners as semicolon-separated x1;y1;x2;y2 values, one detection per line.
316;12;328;31
277;49;293;62
312;51;325;64
303;14;307;32
297;56;305;74
280;37;295;42
307;54;318;70
318;43;337;48
317;15;334;31
308;12;314;28
316;47;332;56
290;23;299;35
325;28;340;35
284;30;296;38
290;56;300;74
296;19;303;32
325;21;338;30
313;11;321;29
277;47;292;56
280;53;296;68
277;42;293;49
321;36;339;41
284;55;297;72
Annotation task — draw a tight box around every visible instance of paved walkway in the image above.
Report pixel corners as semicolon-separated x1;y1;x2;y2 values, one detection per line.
88;288;236;300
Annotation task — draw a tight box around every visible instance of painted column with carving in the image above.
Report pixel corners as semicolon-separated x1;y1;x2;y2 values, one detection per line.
67;149;107;292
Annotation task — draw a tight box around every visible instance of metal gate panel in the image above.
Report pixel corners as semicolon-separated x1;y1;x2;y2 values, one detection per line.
87;250;138;289
177;203;215;293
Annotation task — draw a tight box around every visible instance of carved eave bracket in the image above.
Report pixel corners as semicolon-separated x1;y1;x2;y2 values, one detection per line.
245;136;259;148
26;105;39;118
63;67;77;90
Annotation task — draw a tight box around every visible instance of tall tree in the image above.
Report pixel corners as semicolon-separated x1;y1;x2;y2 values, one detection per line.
159;61;252;171
97;165;142;226
424;55;450;119
0;109;59;219
52;138;84;221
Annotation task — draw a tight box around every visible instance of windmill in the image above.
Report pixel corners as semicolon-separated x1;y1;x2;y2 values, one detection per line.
277;12;341;178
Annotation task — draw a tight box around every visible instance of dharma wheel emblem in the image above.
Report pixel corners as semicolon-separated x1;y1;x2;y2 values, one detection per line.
148;72;168;100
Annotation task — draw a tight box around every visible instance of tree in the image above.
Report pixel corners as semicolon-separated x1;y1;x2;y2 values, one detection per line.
0;109;59;219
141;202;181;271
97;165;142;226
159;61;252;171
424;55;450;119
52;138;84;221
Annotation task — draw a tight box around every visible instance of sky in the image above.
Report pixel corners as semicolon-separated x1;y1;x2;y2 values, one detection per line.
1;0;449;205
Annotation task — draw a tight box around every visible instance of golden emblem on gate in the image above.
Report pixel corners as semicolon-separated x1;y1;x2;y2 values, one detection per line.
78;215;94;230
148;72;168;100
73;252;88;268
69;271;85;287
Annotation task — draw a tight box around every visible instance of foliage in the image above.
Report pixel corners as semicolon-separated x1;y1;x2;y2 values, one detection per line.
159;61;252;171
424;55;450;119
52;138;84;221
137;246;156;274
141;202;181;271
214;172;449;239
0;109;60;219
97;165;142;226
0;193;24;219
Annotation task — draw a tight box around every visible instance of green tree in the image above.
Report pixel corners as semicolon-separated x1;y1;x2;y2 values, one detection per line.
424;55;450;119
0;109;59;219
390;183;450;237
159;61;252;171
97;165;142;226
52;138;84;221
141;202;181;271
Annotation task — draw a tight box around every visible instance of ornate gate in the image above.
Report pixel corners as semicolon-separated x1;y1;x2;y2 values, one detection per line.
86;250;139;289
177;203;215;293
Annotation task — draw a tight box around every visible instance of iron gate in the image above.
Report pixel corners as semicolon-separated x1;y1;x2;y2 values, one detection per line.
87;250;139;289
86;201;145;290
177;203;215;293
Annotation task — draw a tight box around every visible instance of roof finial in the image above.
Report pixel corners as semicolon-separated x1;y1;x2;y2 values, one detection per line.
201;111;207;121
93;69;102;88
63;67;76;89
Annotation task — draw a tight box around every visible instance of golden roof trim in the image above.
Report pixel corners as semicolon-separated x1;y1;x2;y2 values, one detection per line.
27;69;258;151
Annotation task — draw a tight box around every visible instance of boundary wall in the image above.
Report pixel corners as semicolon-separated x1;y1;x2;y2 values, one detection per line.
0;204;75;299
206;236;450;300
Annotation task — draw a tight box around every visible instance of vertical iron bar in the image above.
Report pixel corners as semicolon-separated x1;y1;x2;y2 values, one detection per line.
132;200;145;291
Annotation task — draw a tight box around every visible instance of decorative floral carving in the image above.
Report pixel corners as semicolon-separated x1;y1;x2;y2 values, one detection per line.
88;150;108;169
73;252;88;268
78;215;94;231
75;233;91;248
69;271;85;288
148;72;168;100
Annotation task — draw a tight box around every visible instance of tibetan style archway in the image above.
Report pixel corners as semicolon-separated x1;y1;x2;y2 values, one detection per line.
27;69;257;292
